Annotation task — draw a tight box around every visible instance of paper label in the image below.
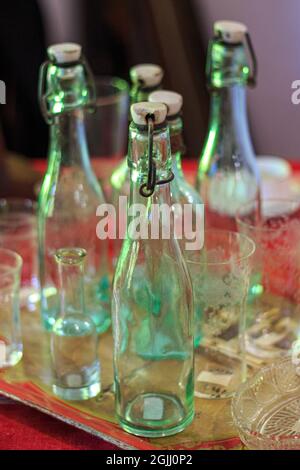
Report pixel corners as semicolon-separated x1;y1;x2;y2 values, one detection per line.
197;370;232;387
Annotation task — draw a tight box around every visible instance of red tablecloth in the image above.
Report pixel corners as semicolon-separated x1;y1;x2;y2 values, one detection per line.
1;157;299;450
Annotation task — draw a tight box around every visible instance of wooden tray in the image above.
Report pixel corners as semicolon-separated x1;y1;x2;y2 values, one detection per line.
0;308;244;450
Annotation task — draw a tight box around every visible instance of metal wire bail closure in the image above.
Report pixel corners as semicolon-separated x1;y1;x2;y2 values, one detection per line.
206;30;257;90
139;114;174;198
38;54;97;124
245;31;257;87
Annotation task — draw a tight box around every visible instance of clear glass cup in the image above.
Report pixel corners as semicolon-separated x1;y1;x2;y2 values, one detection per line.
236;199;300;360
85;76;130;201
0;199;38;310
0;248;23;368
186;229;255;399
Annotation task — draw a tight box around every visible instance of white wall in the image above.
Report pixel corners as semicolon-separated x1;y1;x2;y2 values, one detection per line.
193;0;300;159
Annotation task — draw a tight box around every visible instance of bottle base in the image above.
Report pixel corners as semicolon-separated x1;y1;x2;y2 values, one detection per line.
52;381;100;401
118;393;194;437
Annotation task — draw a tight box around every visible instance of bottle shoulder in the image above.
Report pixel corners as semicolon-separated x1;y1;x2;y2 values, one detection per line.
171;176;203;205
38;167;106;214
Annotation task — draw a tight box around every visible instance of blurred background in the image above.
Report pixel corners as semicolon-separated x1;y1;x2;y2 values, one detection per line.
0;0;298;196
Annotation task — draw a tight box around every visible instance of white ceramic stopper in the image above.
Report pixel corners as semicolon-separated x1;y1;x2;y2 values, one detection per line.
214;20;247;44
149;90;183;116
47;43;82;64
131;102;167;126
130;64;163;88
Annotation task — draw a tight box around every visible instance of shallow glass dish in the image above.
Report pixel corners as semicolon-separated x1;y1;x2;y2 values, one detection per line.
232;357;300;449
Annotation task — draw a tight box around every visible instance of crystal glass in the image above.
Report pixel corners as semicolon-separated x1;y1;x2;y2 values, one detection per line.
112;105;194;437
232;356;300;449
236;199;300;360
51;248;100;401
0;199;38;309
186;230;255;399
0;248;23;368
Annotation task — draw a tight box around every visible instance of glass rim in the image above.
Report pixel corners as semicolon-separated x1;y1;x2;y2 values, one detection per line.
236;198;300;232
0;247;23;273
185;229;255;267
94;76;129;107
55;247;87;266
231;356;300;445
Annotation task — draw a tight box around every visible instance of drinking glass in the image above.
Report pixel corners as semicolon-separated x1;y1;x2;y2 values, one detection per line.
0;248;23;368
186;229;255;399
0;199;38;309
236;199;300;360
85;76;129;200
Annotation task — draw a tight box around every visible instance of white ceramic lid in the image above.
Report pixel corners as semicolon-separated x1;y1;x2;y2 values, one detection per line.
149;90;183;116
131;102;167;126
214;20;247;44
130;64;163;88
47;43;82;64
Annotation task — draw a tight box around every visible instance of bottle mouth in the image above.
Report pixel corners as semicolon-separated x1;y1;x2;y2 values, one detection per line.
55;248;87;265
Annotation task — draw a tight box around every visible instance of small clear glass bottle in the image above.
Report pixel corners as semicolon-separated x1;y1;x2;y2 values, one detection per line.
51;248;100;401
196;21;260;230
38;43;110;333
112;102;194;437
110;65;164;264
149;90;204;255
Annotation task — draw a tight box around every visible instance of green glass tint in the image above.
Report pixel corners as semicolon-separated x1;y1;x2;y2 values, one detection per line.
38;52;110;333
169;116;203;256
196;37;260;231
110;66;163;265
112;118;194;437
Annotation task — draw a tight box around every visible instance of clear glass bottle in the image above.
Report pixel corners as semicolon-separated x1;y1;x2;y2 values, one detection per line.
149;90;204;255
196;21;260;230
112;102;194;437
38;43;110;333
51;248;100;401
110;65;163;264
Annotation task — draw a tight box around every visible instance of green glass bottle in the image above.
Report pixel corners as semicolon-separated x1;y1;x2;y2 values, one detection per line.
149;90;204;256
51;248;100;401
196;21;260;230
38;43;110;333
110;65;163;264
112;102;194;437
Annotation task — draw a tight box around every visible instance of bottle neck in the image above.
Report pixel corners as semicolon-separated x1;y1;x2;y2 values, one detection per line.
130;84;162;105
169;117;184;177
129;167;171;206
208;84;255;161
128;121;172;208
57;259;85;316
49;109;91;168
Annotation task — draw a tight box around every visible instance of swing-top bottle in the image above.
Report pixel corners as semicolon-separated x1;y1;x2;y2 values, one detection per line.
196;21;260;230
38;43;110;332
112;101;194;437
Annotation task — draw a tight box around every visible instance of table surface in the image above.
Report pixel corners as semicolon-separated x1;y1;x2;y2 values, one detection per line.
1;157;299;451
